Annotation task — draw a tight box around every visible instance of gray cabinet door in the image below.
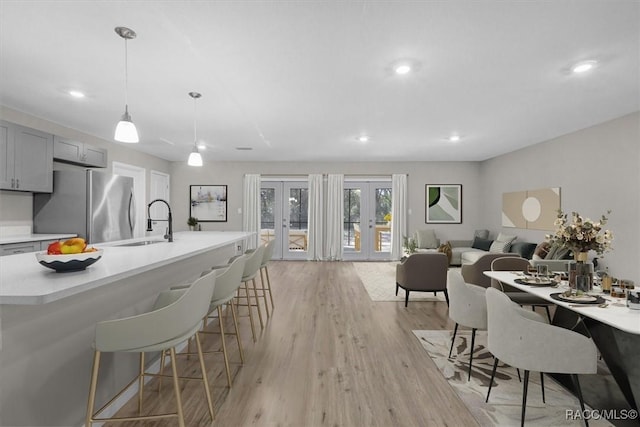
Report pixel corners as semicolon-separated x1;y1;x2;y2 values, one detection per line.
0;120;53;192
0;122;15;189
14;125;53;192
53;136;107;167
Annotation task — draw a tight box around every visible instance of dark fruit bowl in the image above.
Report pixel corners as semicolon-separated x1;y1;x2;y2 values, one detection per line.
35;250;103;272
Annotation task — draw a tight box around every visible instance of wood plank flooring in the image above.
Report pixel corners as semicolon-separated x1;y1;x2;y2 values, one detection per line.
110;261;477;426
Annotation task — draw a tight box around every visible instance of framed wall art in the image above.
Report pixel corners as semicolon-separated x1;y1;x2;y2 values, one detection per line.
425;184;462;223
502;187;560;231
190;185;228;222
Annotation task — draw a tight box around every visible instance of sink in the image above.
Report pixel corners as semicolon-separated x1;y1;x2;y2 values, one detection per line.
114;240;166;247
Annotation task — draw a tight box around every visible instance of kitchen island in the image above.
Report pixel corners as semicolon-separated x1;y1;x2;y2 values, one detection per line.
0;231;252;426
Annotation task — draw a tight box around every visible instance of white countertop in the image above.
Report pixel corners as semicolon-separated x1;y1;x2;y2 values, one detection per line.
485;270;640;335
0;233;77;245
0;231;252;305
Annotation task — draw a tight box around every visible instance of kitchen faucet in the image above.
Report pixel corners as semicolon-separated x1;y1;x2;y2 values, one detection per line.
146;199;173;242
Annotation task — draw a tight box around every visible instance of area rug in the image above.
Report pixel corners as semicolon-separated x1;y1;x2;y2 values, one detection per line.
412;330;612;427
352;262;447;302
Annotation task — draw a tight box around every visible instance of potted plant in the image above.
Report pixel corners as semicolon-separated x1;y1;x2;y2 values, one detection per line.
187;216;199;231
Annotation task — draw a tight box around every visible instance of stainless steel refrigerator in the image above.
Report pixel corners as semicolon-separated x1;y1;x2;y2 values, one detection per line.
33;170;136;243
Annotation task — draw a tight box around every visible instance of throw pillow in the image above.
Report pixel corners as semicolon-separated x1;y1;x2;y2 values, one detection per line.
495;232;517;244
489;240;511;253
471;237;493;251
415;229;438;249
474;229;490;239
545;242;561;260
437;242;452;264
534;241;551;259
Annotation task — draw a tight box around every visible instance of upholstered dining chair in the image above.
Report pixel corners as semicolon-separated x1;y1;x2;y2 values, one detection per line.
85;271;217;426
485;287;597;427
491;256;553;321
446;270;487;381
461;253;519;288
395;252;449;307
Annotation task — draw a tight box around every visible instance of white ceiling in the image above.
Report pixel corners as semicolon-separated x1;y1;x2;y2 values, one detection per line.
1;1;638;163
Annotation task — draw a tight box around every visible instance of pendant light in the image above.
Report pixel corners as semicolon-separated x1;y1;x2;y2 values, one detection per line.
187;92;203;167
114;26;139;143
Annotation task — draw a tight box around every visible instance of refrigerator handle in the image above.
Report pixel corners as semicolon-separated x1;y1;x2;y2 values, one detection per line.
128;189;136;235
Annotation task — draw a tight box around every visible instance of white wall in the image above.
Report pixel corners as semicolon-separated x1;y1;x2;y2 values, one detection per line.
170;160;483;243
0;107;171;232
479;112;640;278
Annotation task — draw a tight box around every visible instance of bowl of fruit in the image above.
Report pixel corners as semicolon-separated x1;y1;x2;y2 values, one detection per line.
35;238;103;272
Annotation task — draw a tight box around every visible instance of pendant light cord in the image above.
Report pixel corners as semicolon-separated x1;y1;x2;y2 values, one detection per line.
193;96;198;147
124;38;129;108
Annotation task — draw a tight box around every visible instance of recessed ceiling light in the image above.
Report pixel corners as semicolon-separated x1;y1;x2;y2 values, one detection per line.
571;60;597;74
358;135;370;143
68;90;85;98
394;64;412;75
448;135;461;142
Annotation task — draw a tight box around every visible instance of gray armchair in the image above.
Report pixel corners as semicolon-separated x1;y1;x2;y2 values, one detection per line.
395;253;449;307
461;253;519;288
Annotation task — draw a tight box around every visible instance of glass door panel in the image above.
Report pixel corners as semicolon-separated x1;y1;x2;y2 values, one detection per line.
260;181;308;260
284;183;308;259
343;181;391;260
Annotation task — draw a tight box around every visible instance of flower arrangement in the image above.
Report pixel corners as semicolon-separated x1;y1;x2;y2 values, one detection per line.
545;210;613;255
384;213;392;222
187;216;198;227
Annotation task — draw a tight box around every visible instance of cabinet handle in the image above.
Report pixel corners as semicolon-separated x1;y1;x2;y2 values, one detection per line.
11;178;14;188
16;178;19;188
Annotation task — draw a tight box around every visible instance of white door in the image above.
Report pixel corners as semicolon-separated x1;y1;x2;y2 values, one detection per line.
260;181;309;260
342;181;392;261
149;170;171;236
112;162;146;238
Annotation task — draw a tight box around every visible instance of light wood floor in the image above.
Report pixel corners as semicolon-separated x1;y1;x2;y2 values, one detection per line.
110;261;478;426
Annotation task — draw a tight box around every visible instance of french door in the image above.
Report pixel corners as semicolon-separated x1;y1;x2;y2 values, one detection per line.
260;181;308;260
343;181;392;261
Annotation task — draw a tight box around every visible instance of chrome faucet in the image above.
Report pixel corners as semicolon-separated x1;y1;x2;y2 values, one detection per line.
146;199;173;242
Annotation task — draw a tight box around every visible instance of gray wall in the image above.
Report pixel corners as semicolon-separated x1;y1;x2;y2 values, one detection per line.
170;160;483;242
479;112;640;278
0;106;171;230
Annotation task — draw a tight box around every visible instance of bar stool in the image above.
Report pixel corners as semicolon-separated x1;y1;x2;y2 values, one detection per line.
258;239;276;313
200;255;247;387
235;245;265;342
85;271;217;427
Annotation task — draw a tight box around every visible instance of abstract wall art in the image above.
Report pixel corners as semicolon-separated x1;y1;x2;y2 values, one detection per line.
190;185;228;222
502;187;560;230
426;184;462;223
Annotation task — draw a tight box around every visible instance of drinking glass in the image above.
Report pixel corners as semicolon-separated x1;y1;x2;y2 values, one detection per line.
536;264;549;279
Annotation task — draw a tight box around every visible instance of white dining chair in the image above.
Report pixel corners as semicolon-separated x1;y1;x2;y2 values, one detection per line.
485;287;597;426
446;270;487;381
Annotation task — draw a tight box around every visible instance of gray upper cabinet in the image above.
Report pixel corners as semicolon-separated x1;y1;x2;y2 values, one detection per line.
53;136;107;168
0;120;53;192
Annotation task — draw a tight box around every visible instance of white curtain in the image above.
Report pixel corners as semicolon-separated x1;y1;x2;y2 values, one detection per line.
325;174;344;261
307;174;324;260
242;174;261;250
391;174;408;260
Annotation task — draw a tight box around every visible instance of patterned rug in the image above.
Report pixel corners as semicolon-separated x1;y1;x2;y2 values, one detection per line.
412;330;613;427
353;262;447;302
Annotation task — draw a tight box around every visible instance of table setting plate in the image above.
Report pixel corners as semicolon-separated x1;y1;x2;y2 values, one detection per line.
550;292;605;304
514;277;555;287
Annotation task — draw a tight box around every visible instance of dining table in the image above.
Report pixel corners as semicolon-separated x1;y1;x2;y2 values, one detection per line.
484;270;640;411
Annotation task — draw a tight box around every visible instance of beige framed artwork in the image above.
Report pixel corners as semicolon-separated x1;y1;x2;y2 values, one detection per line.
502;187;560;231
